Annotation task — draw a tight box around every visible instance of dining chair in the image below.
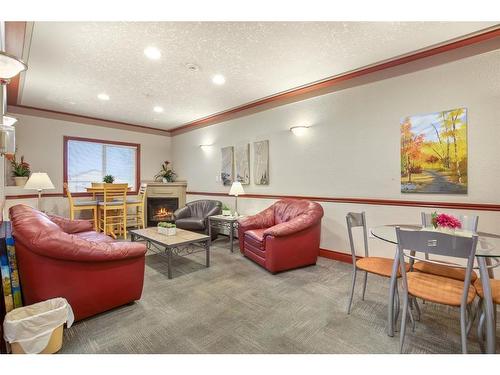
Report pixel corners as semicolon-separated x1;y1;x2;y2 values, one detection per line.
414;212;479;282
124;183;147;229
396;227;478;353
474;277;499;352
97;183;128;239
346;212;409;314
63;182;98;230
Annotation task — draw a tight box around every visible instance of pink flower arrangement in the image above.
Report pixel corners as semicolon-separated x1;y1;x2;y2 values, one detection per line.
431;212;462;229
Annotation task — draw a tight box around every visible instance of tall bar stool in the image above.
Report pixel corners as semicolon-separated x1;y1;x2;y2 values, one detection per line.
97;183;128;239
414;212;479;282
125;183;147;229
345;212;410;314
64;182;98;230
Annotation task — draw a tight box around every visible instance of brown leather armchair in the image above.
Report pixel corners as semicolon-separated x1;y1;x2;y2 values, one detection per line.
237;199;324;273
174;200;222;240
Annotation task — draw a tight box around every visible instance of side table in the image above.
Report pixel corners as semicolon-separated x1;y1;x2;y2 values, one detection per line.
208;215;242;253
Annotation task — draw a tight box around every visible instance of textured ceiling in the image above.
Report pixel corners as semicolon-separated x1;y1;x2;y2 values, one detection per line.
19;22;496;130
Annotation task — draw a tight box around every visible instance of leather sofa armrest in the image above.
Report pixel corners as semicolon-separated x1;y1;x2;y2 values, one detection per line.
48;214;93;234
205;205;222;219
174;205;191;220
263;211;323;237
237;206;275;231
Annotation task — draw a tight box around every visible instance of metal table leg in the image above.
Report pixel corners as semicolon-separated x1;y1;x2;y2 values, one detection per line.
388;250;400;337
477;257;496;354
208;218;212;242
229;222;234;253
205;240;210;267
167;247;173;279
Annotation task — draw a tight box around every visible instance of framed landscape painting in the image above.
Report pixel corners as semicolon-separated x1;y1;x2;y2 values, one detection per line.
401;108;467;194
220;146;234;186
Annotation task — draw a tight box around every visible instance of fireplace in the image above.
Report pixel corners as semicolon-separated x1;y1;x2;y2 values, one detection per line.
147;197;179;226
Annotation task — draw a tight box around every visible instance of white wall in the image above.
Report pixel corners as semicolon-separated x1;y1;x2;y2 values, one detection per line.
5;113;171;216
173;49;500;265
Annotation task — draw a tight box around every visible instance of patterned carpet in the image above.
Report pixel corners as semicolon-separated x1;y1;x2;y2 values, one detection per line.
61;238;498;354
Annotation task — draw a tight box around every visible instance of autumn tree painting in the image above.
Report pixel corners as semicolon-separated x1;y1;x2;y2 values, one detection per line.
401;108;467;194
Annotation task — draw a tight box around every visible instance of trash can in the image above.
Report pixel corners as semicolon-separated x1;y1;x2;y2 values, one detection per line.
3;297;74;354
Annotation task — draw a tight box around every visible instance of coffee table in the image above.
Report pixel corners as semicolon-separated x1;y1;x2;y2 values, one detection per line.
130;227;210;279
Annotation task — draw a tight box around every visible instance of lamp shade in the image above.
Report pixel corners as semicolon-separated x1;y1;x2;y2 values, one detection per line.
0;51;28;80
229;181;245;196
24;173;55;190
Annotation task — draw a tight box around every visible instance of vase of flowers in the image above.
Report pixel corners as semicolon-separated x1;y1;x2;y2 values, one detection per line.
154;161;177;183
431;212;462;233
222;204;231;216
7;154;31;186
103;174;115;183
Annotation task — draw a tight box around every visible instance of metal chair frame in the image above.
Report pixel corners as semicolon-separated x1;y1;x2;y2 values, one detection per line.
346;212;399;318
396;227;478;354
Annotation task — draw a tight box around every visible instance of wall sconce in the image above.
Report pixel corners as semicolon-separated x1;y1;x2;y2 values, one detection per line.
199;144;213;150
290;126;309;136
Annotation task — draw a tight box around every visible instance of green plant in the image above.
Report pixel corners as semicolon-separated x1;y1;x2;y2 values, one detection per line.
167;223;176;228
157;222;169;228
103;175;115;183
154;161;177;182
9;154;30;177
222;204;231;211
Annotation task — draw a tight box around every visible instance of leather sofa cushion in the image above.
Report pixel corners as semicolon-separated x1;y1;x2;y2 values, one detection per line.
176;217;205;231
244;229;266;258
75;231;115;243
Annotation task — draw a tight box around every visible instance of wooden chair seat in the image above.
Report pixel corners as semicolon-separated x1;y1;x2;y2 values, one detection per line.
473;278;500;304
73;200;98;206
413;261;478;282
356;257;410;278
407;272;476;306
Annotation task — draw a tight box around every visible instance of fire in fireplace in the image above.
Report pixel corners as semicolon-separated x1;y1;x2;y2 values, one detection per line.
147;197;179;226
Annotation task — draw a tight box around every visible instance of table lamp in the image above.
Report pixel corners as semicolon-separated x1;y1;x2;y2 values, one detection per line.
24;172;55;210
229;181;245;217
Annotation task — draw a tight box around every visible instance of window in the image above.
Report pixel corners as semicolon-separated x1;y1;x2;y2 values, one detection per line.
64;136;140;193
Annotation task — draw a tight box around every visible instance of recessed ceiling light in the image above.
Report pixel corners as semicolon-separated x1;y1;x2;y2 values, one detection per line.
97;93;110;101
153;106;164;113
144;46;161;60
212;74;225;85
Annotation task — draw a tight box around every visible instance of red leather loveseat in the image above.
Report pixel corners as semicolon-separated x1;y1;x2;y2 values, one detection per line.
9;204;147;321
237;199;324;273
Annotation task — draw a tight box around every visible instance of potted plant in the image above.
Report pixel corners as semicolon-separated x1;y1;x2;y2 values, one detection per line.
222;204;231;216
7;154;31;186
154;161;177;183
157;221;169;235
430;212;462;233
103;175;115;183
166;223;177;236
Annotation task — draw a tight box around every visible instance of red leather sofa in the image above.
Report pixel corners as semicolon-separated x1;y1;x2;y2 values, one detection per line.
237;199;324;273
9;204;147;321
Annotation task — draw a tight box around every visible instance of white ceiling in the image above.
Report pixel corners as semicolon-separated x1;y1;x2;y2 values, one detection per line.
19;22;496;130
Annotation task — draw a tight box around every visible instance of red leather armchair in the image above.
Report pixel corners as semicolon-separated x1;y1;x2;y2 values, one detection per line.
237;199;324;273
9;204;147;321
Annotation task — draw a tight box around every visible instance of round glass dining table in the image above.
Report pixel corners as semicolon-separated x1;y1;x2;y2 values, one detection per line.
371;224;500;354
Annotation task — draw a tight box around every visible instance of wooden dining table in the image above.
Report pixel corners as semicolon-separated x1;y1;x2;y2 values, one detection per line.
371;224;500;354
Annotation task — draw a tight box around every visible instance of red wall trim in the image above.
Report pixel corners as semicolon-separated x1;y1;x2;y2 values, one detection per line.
186;191;500;212
9;105;172;136
319;248;359;264
63;136;141;196
5;193;64;200
170;26;500;136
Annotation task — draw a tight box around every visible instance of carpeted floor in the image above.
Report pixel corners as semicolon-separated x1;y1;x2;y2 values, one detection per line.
61;238;498;354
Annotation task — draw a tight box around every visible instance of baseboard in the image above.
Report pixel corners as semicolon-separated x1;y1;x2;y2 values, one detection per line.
319;248;361;264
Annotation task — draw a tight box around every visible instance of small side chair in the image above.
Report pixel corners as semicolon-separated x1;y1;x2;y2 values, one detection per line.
346;212;409;314
125;183;147;229
64;182;98;230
